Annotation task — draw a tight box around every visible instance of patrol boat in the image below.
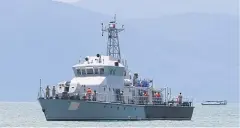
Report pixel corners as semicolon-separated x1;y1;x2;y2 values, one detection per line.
201;100;227;105
38;15;194;121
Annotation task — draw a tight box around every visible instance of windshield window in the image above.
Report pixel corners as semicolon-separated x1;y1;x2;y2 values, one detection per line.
86;68;93;74
100;68;104;74
81;69;86;75
94;68;99;74
76;69;81;76
77;67;104;76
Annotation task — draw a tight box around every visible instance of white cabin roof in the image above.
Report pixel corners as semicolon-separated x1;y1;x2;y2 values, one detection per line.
57;81;68;85
72;55;124;68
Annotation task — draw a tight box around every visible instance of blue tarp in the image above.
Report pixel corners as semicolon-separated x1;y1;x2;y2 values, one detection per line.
136;80;150;87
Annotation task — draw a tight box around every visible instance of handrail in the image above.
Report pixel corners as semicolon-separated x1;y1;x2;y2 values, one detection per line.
38;85;194;107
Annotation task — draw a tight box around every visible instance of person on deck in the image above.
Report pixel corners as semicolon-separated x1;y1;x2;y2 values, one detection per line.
52;86;56;98
178;93;183;105
156;92;161;104
46;86;50;99
120;91;124;103
144;91;148;104
87;88;92;100
92;90;97;101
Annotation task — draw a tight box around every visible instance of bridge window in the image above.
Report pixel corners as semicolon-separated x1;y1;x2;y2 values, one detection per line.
81;69;86;75
109;68;116;75
77;68;104;76
94;68;99;74
86;68;93;74
100;68;104;74
76;69;81;76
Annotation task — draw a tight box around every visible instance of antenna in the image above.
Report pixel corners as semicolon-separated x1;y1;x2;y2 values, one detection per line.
39;79;42;98
101;14;124;60
101;23;104;36
79;56;82;63
114;14;116;22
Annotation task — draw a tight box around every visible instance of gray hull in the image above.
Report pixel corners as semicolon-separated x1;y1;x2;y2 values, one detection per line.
39;98;194;121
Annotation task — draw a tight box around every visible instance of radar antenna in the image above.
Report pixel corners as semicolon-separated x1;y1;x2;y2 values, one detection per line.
101;14;124;60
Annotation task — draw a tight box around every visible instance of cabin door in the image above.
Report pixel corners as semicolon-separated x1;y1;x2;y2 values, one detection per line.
64;86;69;92
115;89;120;102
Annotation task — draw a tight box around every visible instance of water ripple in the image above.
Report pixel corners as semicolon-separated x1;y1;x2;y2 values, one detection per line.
0;102;239;127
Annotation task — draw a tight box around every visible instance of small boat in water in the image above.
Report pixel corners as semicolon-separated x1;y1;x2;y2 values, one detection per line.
201;100;227;105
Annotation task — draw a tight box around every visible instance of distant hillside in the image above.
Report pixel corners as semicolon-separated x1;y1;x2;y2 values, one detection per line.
0;0;238;102
121;13;239;102
0;0;110;101
72;0;239;19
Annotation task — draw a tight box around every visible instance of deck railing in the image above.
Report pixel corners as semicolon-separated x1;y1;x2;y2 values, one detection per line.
38;86;193;107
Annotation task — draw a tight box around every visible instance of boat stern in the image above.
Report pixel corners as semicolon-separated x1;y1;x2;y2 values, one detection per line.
144;105;194;120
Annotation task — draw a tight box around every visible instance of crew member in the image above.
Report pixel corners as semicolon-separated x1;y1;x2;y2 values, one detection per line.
178;92;183;105
92;90;97;101
120;91;124;103
87;88;92;100
52;86;56;98
156;92;160;104
157;92;160;98
144;91;148;104
144;91;148;96
46;85;50;99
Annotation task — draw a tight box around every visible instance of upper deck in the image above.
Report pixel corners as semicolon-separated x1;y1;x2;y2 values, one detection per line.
71;54;127;78
73;55;125;68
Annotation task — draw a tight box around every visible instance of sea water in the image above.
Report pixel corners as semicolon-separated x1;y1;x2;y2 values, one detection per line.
0;102;239;127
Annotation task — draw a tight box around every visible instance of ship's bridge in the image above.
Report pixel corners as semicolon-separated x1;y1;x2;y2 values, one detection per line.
65;54;127;95
72;54;125;77
73;54;124;68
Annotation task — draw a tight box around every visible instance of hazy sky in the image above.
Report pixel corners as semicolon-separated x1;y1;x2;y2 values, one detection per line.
55;0;239;19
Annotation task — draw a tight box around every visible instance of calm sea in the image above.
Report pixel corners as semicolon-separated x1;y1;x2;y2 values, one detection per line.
0;102;239;127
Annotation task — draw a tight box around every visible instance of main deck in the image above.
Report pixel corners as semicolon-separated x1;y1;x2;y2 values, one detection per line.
38;97;194;121
38;91;194;121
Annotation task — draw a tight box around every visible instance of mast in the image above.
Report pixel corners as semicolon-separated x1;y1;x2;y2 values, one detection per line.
101;14;124;60
38;78;42;98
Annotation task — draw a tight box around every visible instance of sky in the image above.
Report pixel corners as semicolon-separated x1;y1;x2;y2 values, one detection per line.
55;0;239;19
0;0;238;102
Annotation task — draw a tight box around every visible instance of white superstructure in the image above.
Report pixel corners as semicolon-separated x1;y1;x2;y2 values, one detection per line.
47;15;161;104
55;54;136;102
